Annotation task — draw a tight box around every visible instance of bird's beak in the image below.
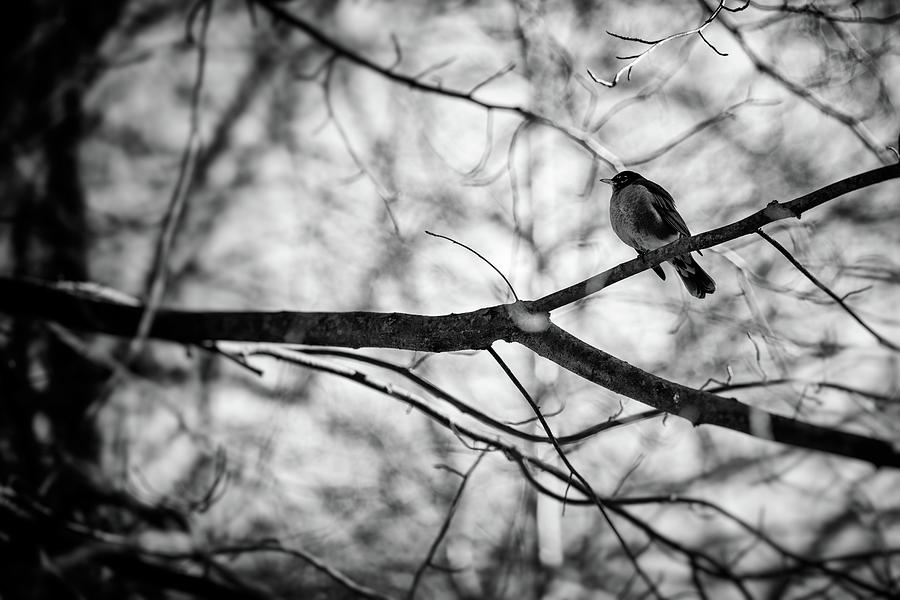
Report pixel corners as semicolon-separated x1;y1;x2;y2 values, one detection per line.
599;178;613;185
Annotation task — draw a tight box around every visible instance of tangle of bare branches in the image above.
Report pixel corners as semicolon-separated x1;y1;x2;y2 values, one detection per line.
586;0;747;88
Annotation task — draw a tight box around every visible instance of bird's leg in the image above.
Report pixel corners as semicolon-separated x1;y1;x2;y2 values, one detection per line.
636;250;666;281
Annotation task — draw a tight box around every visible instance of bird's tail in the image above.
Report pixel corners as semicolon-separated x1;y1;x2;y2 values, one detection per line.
671;254;716;299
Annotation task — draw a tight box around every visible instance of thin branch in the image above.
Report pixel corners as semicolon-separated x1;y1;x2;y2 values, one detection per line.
239;348;751;591
698;30;727;56
412;56;457;80
252;0;622;169
463;109;495;177
747;1;900;25
707;378;896;405
487;358;757;595
426;231;519;301
252;1;521;112
387;33;402;70
467;62;516;96
323;58;402;237
531;162;900;312
130;0;212;356
718;247;791;377
486;347;666;600
587;0;734;88
200;341;265;376
624;98;778;166
505;119;530;236
507;462;777;591
589;46;692;132
756;229;900;351
289;346;663;445
406;451;486;599
514;324;900;468
204;542;396;600
702;0;895;164
94;551;270;600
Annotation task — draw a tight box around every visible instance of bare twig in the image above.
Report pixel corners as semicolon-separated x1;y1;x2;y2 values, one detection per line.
625;98;778;166
706;377;897;405
717;247;791;377
406;451;486;599
531;162;900;312
252;1;521;113
252;0;622;169
702;0;894;163
467;62;516;96
206;542;396;600
131;0;212;357
463;109;495;177
323;58;402;237
747;1;900;25
505;119;532;239
426;231;519;301
587;0;738;88
486;346;667;600
200;341;265;376
756;229;900;351
412;56;457;80
246;346;750;591
289;346;662;445
387;33;403;70
589;43;694;133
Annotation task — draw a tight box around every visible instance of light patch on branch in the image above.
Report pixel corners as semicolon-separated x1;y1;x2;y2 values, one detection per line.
507;300;550;333
749;406;775;440
762;200;798;221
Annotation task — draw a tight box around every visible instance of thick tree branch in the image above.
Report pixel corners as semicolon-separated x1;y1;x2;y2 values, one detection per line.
0;277;515;352
1;166;898;468
514;324;900;468
2;276;899;468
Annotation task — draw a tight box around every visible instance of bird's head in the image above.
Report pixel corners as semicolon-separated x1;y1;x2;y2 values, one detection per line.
599;170;643;190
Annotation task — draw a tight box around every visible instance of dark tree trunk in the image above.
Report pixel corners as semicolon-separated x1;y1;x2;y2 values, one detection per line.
0;2;128;598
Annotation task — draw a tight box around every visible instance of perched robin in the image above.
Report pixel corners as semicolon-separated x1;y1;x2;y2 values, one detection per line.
600;170;715;299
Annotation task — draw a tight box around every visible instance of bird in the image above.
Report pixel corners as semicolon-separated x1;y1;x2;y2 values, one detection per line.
600;170;715;299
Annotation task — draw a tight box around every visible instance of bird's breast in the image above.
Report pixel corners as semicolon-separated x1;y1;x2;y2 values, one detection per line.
609;186;679;251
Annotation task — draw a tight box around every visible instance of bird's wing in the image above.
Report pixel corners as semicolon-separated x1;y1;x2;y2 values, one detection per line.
641;180;691;237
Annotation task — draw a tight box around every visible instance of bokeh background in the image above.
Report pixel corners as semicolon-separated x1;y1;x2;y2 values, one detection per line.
2;0;900;598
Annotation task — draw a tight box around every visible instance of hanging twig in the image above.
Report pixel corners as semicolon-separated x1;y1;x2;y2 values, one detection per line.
426;231;519;301
756;229;900;351
586;0;744;87
131;0;213;357
406;452;486;599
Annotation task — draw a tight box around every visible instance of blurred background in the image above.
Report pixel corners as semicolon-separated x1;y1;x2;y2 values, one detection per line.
2;0;900;598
